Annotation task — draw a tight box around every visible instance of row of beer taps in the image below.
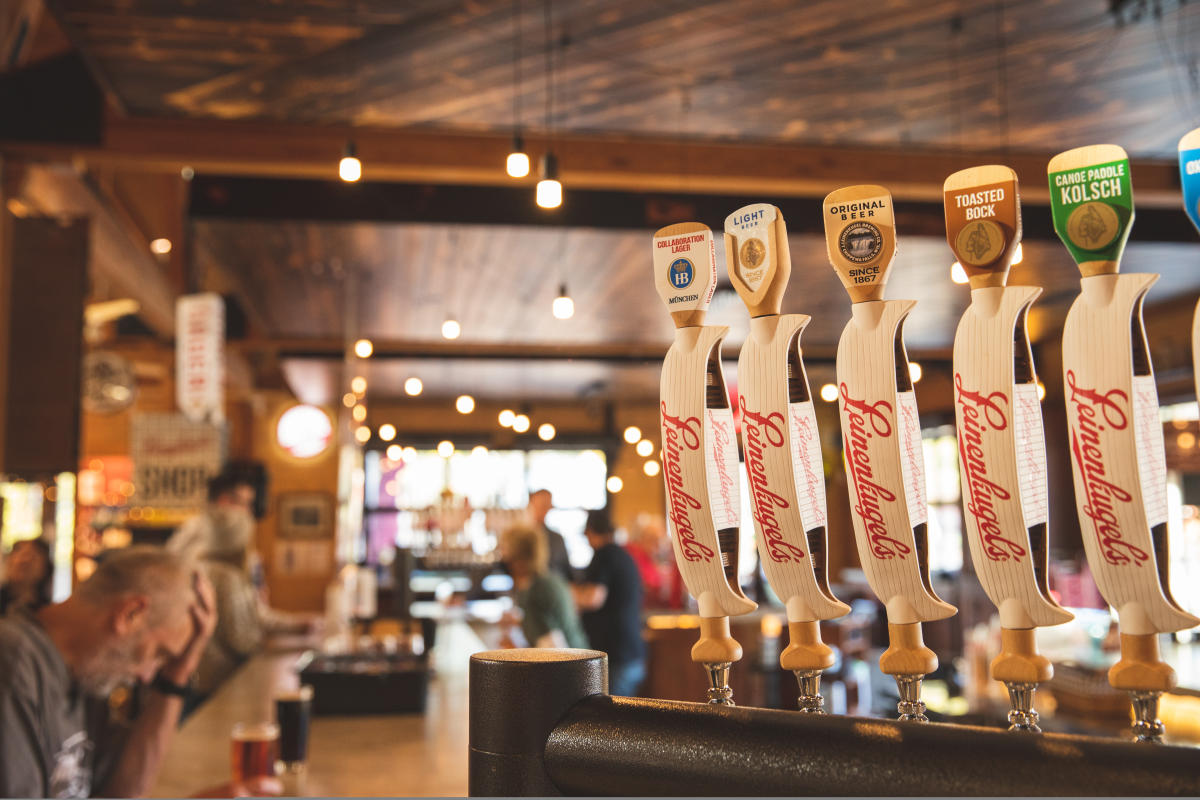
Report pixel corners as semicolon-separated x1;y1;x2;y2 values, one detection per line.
651;130;1200;743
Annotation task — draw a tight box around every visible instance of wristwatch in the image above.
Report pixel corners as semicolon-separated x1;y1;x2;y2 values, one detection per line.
150;673;191;698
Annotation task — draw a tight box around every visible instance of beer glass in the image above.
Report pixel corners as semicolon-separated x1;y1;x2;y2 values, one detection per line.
230;721;279;783
275;686;313;770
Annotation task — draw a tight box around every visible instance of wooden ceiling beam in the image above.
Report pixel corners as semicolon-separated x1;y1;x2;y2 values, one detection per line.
235;336;955;366
0;114;1185;207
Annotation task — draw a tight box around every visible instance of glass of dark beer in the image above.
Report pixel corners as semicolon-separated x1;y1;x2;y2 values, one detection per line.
275;686;314;767
230;721;279;783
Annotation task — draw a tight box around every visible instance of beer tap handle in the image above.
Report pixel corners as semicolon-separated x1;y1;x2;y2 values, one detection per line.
654;221;717;329
943;165;1022;291
822;184;896;305
1181;128;1200;236
1047;144;1134;278
1109;633;1177;743
692;617;742;705
724;203;791;318
990;628;1053;732
879;622;937;722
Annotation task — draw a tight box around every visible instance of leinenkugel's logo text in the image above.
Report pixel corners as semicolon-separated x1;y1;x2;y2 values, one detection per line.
660;402;715;562
1065;371;1149;567
739;398;805;563
954;373;1026;562
840;384;910;560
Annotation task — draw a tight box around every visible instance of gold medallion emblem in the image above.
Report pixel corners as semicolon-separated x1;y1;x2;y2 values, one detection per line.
739;238;766;270
954;220;1005;267
1066;202;1120;251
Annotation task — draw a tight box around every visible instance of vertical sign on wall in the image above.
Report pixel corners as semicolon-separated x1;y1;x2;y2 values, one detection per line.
176;293;225;423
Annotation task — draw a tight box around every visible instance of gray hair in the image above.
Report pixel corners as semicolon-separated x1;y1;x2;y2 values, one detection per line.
77;545;194;627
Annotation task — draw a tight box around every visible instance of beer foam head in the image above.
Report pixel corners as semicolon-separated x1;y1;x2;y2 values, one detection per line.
1047;144;1134;276
723;203;791;317
276;686;314;702
652;222;717;327
232;721;279;741
822;185;896;304
943;165;1022;288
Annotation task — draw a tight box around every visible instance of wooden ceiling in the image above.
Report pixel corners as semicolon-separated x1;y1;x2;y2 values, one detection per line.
52;0;1200;156
196;217;1200;403
26;0;1200;404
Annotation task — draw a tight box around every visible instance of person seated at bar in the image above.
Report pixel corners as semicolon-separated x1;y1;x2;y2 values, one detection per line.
497;525;588;649
186;494;317;706
168;471;258;567
571;511;647;696
0;546;275;797
526;489;573;582
0;538;54;616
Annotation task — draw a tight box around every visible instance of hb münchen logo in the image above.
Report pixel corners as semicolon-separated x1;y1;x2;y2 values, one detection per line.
669;257;694;289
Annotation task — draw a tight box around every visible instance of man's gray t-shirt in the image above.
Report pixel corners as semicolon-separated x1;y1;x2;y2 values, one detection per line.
0;611;93;798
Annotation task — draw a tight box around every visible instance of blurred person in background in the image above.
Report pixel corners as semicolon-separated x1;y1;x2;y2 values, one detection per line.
572;511;647;696
0;546;274;798
0;538;54;616
183;489;317;705
526;489;573;582
167;472;258;569
497;525;587;649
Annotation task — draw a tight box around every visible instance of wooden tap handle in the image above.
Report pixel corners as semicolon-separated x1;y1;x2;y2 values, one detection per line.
652;222;717;328
691;616;743;664
879;622;937;677
1047;144;1134;278
822;185;896;304
780;620;835;672
943;165;1022;290
990;627;1053;684
724;203;791;317
1109;632;1177;693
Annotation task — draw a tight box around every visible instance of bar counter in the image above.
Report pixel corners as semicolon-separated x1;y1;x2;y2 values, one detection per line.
152;622;481;797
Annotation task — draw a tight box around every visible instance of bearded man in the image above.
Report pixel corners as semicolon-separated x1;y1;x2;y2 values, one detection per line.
0;546;227;798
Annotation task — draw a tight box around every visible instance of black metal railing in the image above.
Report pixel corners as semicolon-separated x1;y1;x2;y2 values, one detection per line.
469;649;1200;796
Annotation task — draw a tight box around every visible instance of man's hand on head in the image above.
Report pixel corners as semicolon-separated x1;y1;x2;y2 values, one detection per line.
161;571;217;685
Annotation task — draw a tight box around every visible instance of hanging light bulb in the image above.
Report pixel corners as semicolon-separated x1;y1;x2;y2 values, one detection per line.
636;439;654;457
552;283;574;319
951;262;968;284
623;426;641;444
1013;242;1024;265
506;134;531;178
456;395;476;414
354;338;374;358
378;424;396;442
354;425;371;444
386;444;403;461
819;383;839;403
606;476;624;493
339;140;362;183
908;362;923;383
437;440;455;458
498;409;516;427
536;152;562;209
404;377;423;396
351;376;367;395
512;414;531;433
538;423;556;441
643;460;661;477
352;404;368;422
442;318;461;340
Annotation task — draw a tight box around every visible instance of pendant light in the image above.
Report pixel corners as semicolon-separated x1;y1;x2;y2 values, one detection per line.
339;140;361;182
506;1;530;178
551;281;573;319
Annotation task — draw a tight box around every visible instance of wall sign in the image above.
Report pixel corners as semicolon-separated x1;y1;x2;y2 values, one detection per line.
130;413;224;509
176;293;225;423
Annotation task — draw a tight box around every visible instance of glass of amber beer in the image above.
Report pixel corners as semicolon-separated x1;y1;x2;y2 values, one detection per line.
230;721;279;782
